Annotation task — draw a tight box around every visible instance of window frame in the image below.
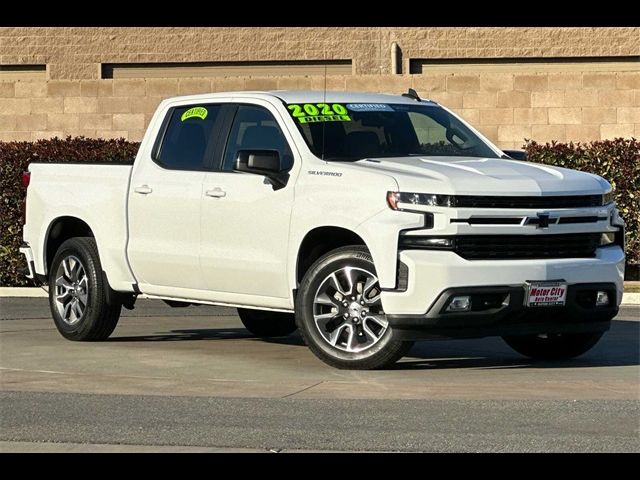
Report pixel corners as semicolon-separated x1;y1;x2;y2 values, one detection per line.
152;102;233;172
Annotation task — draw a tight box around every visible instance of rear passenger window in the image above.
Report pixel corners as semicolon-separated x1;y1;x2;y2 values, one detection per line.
156;104;221;171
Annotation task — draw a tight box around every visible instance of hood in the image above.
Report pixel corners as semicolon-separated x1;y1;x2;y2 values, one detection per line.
345;156;609;196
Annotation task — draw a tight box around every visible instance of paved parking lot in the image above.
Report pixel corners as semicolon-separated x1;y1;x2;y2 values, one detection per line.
1;298;638;452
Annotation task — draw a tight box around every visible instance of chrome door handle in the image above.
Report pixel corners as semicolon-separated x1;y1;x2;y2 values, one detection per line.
205;188;226;198
134;185;153;195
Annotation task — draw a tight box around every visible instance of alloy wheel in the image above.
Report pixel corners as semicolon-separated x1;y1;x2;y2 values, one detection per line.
54;255;88;325
312;266;388;353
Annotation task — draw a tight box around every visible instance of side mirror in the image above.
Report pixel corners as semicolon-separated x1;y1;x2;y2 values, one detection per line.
502;149;527;161
233;150;289;190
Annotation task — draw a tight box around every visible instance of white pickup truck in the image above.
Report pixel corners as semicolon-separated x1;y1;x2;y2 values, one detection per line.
20;90;625;369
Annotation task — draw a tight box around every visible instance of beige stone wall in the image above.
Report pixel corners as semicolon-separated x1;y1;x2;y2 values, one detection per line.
0;27;638;148
1;72;638;149
1;27;638;78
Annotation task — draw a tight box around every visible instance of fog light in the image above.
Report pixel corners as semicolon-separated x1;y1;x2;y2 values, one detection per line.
595;291;610;306
446;296;471;312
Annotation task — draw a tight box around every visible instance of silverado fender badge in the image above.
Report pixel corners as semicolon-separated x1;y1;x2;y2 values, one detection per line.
308;170;342;177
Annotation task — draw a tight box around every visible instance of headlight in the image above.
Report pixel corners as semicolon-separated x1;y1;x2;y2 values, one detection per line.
599;232;616;247
603;190;615;205
387;191;453;211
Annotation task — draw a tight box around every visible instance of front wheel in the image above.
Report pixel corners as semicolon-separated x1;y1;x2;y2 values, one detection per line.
503;332;604;360
295;246;413;370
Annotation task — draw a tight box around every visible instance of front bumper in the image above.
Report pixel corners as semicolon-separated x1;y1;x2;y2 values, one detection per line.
382;245;624;314
388;283;617;340
380;245;624;339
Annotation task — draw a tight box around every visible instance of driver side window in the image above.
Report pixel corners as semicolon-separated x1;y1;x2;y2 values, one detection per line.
222;105;294;171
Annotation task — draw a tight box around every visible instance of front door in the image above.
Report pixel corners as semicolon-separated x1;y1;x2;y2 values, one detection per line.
200;103;296;300
127;103;224;293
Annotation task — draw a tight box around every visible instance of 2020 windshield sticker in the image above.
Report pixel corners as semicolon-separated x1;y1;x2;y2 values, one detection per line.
181;106;208;122
346;103;394;112
287;103;351;124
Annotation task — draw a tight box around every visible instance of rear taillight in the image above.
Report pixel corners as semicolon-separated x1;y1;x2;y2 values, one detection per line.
21;171;30;225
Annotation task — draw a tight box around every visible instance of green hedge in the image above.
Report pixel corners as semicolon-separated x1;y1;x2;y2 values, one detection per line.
1;137;140;287
523;138;639;270
1;136;638;287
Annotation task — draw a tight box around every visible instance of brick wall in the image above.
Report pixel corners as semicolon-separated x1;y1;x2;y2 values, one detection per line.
0;27;638;148
1;27;638;78
1;72;638;149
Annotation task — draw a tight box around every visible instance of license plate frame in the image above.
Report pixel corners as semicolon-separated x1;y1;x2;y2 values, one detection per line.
525;281;568;307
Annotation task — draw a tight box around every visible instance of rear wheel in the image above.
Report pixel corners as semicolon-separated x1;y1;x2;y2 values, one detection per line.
237;308;297;337
295;246;413;370
503;332;604;360
49;237;121;341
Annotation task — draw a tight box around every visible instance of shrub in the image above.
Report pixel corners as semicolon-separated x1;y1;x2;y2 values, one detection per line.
0;136;637;286
524;138;639;272
1;137;139;286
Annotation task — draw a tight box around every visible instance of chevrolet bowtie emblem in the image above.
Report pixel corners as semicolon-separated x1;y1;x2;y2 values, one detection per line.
526;213;557;228
536;213;551;228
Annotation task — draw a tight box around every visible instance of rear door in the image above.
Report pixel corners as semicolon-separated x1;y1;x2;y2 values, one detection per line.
127;102;226;293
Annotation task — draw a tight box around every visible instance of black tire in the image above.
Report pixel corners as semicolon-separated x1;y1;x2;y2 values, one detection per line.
48;237;122;341
503;332;604;360
237;308;297;337
295;245;413;370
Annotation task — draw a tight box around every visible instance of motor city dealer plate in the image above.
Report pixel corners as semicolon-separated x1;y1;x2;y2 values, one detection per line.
525;281;568;307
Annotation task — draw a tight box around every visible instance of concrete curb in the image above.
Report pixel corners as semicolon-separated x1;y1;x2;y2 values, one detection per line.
0;287;48;298
622;293;640;306
1;287;639;305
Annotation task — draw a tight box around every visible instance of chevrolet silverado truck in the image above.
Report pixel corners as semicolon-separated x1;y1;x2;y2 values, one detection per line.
20;90;625;369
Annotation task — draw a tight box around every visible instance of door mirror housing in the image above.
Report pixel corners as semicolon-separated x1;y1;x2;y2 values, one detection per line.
233;150;289;190
234;150;281;175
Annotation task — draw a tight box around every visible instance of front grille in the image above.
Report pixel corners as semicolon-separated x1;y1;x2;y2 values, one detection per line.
455;233;601;260
453;195;602;209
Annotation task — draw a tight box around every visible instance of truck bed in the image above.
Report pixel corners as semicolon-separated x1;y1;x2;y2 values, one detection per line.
23;163;138;292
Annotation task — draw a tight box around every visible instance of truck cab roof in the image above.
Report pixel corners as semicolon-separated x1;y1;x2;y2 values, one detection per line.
160;90;437;106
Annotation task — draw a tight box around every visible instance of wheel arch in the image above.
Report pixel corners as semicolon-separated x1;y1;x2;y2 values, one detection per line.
294;225;368;287
43;216;95;277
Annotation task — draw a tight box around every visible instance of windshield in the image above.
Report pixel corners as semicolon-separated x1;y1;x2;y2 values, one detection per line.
285;102;500;161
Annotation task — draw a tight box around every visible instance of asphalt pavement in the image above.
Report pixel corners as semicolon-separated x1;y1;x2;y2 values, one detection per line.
1;297;638;452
